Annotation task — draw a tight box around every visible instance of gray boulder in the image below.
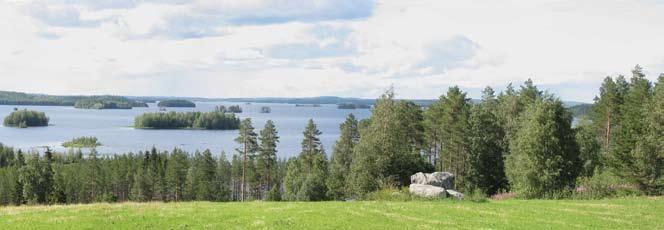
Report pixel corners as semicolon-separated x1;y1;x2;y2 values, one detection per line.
410;172;455;189
409;184;447;198
446;189;464;200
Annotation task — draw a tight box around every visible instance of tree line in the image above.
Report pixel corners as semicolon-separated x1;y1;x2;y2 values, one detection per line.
134;111;240;130
0;65;662;205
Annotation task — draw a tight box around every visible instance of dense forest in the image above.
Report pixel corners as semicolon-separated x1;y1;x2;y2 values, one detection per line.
0;91;147;109
3;110;49;128
134;111;240;130
74;96;148;109
157;100;196;108
0;65;662;206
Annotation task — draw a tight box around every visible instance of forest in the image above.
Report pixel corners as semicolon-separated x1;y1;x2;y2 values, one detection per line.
0;91;147;109
2;110;49;128
157;100;196;108
74;96;148;109
0;65;662;205
134;111;240;130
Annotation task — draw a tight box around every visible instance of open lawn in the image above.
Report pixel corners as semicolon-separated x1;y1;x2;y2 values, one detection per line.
1;198;663;229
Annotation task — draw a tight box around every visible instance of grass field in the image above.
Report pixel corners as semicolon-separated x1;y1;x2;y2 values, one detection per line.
1;198;663;229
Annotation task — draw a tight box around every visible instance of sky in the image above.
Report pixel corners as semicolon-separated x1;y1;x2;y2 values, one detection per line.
1;0;663;102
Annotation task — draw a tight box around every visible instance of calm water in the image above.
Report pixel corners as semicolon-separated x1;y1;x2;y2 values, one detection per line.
0;102;370;158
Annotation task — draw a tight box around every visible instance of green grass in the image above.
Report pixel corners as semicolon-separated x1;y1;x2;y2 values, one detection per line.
1;198;663;229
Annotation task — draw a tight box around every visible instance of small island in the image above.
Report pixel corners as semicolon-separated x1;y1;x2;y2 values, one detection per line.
157;99;196;108
260;106;271;113
134;111;240;130
62;136;102;148
3;109;49;128
215;105;242;113
75;96;148;109
337;103;371;109
295;104;321;107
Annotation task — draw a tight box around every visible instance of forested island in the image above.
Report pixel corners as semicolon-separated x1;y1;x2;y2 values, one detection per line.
134;111;240;130
260;106;271;113
62;136;102;148
337;103;371;109
2;110;49;128
74;96;148;109
157;100;196;108
215;105;242;113
0;91;147;109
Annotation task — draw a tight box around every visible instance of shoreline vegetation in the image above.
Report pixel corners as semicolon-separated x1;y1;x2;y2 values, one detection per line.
134;111;240;130
0;91;147;109
2;109;49;128
62;136;102;148
157;99;196;108
74;96;148;109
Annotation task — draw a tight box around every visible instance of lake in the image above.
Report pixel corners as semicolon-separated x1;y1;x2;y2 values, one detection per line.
0;102;371;158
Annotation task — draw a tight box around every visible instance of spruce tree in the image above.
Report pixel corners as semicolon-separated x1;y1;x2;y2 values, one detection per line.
257;120;279;197
283;119;328;201
327;114;359;200
166;148;189;201
612;65;653;190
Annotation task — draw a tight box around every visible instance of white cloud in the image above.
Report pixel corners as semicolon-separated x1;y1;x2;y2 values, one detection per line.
0;0;663;102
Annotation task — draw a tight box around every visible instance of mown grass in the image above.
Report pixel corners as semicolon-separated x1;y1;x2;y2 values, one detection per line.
1;198;663;229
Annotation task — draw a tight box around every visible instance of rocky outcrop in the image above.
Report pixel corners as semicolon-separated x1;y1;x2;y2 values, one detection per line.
408;184;447;198
446;189;464;200
410;172;455;190
409;172;463;199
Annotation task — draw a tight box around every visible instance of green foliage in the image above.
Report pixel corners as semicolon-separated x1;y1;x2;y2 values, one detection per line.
235;118;259;201
349;89;431;196
506;97;581;198
575;120;602;177
3;110;49;128
466;87;507;195
74;96;147;109
134;111;240;130
62;137;102;148
283;120;329;201
157;99;196;108
327;114;359;200
257;120;279;198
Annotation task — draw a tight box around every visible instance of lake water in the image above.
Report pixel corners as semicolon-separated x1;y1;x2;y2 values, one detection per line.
0;102;371;158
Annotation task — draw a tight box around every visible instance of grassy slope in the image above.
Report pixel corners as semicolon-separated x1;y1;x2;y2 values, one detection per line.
1;198;663;229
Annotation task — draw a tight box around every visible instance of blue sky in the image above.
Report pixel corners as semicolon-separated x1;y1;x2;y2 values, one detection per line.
1;0;664;102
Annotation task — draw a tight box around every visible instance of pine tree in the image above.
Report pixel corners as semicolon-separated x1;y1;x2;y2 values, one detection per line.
592;76;624;163
257;120;279;198
467;87;507;195
234;118;258;201
437;86;471;188
327;114;359;200
506;96;581;198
